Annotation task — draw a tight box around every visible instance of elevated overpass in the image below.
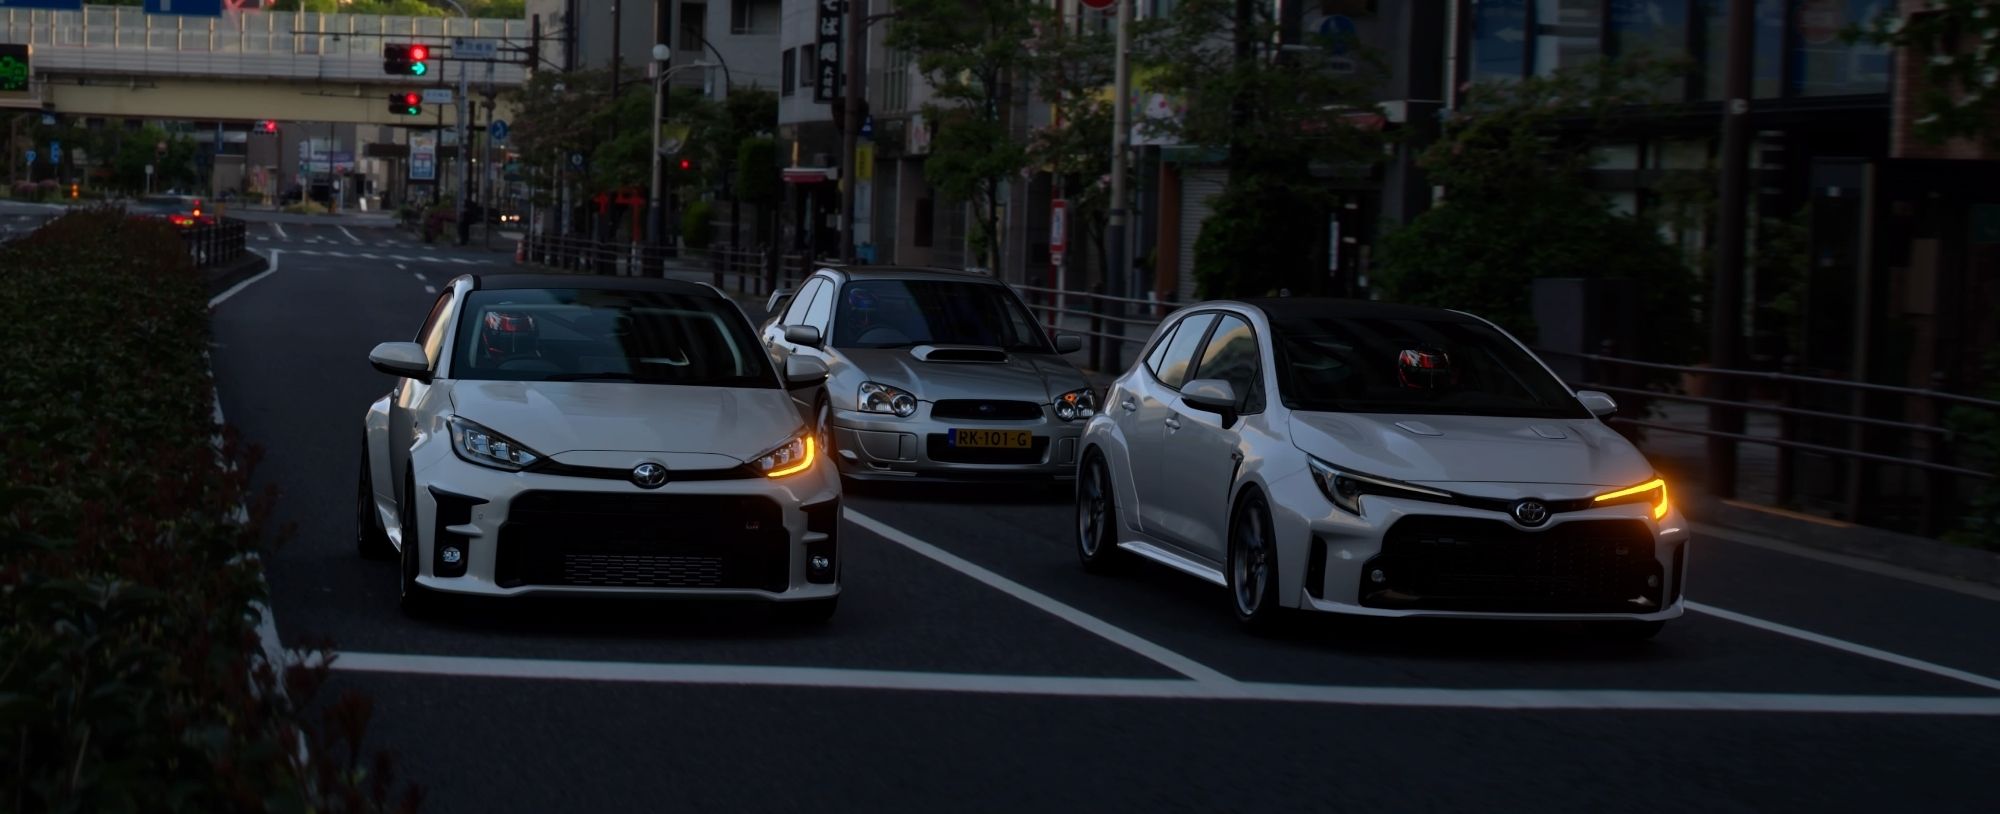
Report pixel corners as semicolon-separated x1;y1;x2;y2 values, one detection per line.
2;5;529;126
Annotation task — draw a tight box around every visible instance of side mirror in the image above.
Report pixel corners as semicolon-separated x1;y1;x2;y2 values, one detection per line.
1181;378;1239;414
1576;390;1618;418
369;341;432;382
784;355;830;389
765;288;793;315
1053;332;1084;354
784;324;823;348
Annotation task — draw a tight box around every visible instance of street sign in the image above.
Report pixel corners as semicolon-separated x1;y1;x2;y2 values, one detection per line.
410;135;437;182
451;38;499;60
860;114;874;139
488;119;509;142
0;44;30;94
48;142;59;164
1049;199;1068;257
855;142;875;183
24;150;35;165
421;88;454;104
144;0;224;16
39;114;53;126
568;151;586;171
144;164;154;176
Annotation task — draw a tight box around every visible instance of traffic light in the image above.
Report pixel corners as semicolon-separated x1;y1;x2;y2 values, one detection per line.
382;43;431;76
388;92;423;116
257;120;278;134
678;158;693;172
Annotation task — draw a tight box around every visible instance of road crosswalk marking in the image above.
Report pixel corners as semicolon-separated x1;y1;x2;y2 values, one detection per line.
290;248;483;264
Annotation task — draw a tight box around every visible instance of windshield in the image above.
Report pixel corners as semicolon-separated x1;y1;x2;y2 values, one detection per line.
831;279;1051;352
1269;313;1587;419
449;288;776;388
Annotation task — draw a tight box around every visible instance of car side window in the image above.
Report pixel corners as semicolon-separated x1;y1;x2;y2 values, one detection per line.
802;279;836;332
781;279;823;326
1152;313;1217;390
416;290;455;368
1144;321;1182;377
1189;314;1264;412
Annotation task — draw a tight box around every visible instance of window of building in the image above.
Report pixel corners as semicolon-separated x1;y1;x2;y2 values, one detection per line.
781;46;795;95
732;0;777;36
1532;0;1602;77
1469;0;1529;83
679;3;706;54
1609;0;1690;100
1700;0;1790;100
1786;0;1891;97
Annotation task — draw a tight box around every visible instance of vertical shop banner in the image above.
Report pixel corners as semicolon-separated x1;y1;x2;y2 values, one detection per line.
814;0;843;103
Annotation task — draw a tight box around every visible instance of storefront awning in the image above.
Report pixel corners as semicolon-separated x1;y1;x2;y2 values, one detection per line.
783;167;839;184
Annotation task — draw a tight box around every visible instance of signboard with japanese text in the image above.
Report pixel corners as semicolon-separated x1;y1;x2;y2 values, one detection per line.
814;0;842;103
0;44;30;96
409;134;437;182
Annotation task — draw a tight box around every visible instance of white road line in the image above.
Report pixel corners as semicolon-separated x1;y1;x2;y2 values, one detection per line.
270;222;287;241
414;272;428;282
361;253;379;260
208;250;280;308
1694;521;2000;602
397;263;409;271
847;510;1236;685
328;652;2000;716
338;225;362;244
1689;601;2000;692
424;285;437;293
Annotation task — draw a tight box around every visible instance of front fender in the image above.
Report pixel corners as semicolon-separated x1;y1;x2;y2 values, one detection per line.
364;394;393;507
1080;411;1142;538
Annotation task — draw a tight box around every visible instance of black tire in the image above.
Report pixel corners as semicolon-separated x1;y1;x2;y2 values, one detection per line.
1228;489;1286;632
355;438;395;560
398;477;437;618
1075;451;1129;574
1590;620;1666;641
778;596;839;623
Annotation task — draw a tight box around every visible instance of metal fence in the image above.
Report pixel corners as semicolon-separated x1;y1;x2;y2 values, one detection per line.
179;218;248;269
1013;284;1173;374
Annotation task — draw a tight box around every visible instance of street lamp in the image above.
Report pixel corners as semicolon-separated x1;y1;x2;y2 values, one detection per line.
647;44;716;267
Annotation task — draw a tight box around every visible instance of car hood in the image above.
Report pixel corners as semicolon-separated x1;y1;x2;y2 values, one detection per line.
832;347;1088;402
1287;411;1654;487
448;380;802;463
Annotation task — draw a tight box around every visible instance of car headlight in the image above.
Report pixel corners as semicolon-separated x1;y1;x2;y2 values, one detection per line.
446;416;543;471
1594;477;1670;520
1054;387;1097;421
1307;457;1452;517
859;382;919;417
753;431;816;478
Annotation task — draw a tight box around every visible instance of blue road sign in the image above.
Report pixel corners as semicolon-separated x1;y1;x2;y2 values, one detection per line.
861;114;874;139
1319;15;1358;56
48;142;60;164
2;1;84;11
24;150;35;164
143;0;224;16
489;119;509;143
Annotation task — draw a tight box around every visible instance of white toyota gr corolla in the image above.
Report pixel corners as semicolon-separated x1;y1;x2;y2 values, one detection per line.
356;274;841;620
1075;298;1687;638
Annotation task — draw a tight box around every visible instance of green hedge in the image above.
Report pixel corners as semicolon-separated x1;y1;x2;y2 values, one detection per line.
0;209;420;812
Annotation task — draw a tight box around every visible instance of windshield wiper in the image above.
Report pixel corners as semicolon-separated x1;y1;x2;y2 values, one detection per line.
544;372;641;382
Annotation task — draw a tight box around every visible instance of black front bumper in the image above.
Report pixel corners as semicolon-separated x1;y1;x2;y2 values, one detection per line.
1358;516;1669;614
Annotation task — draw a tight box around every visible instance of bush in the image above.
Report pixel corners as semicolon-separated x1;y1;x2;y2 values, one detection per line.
0;209;420;812
10;180;38;199
681;200;715;250
283;200;329;215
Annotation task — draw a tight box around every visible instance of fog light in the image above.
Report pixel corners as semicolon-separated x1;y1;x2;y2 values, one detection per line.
811;555;831;571
1647;574;1660;588
1370;569;1387;584
442;546;463;565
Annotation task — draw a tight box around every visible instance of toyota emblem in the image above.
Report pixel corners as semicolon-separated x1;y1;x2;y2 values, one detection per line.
630;463;668;489
1511;499;1550;527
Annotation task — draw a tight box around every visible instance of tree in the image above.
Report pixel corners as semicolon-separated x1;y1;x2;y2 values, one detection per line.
1858;1;2000;147
1023;12;1116;287
1135;0;1389;298
888;0;1046;272
1375;58;1701;365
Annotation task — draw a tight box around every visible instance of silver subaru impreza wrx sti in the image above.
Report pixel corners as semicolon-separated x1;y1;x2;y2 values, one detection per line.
760;266;1096;485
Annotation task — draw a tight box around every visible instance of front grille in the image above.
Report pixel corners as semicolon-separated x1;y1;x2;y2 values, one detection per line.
495;491;789;591
1360;517;1662;613
930;400;1044;421
925;434;1050;465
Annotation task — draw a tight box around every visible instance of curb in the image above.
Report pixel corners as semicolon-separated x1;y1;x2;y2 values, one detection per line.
203;252;270;299
1681;494;2000;588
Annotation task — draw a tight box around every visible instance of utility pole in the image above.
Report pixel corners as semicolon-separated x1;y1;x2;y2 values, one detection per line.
1107;0;1132;299
840;0;865;263
1708;0;1754;499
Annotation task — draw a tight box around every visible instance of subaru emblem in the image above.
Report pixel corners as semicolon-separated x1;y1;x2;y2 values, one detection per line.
630;463;668;489
1511;499;1550;527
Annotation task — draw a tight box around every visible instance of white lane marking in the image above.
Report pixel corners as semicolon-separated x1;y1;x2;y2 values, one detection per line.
328;652;2000;716
208;250;281;309
1689;601;2000;692
1694;522;2000;603
424;285;437;293
338;225;362;244
414;272;428;282
270;222;287;241
848;510;1236;685
398;263;409;271
361;253;379;260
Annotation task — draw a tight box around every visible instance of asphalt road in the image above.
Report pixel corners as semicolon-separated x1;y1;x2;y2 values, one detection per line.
208;233;2000;813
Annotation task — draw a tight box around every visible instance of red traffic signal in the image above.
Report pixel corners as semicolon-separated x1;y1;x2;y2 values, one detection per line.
677;158;692;171
404;92;421;106
257;120;278;133
409;44;429;61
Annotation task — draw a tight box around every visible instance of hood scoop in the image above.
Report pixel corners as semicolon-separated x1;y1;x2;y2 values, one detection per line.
1531;425;1569;440
1394;420;1443;437
912;345;1009;364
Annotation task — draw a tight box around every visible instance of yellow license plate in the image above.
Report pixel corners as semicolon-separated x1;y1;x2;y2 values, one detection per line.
949;429;1034;449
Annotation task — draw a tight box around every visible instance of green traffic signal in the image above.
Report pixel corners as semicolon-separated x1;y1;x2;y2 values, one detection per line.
410;60;429;76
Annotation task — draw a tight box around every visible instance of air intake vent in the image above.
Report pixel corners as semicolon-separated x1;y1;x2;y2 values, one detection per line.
912;345;1008;364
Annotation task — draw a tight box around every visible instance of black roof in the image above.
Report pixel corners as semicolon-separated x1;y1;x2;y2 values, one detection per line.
471;274;721;296
1235;297;1484;324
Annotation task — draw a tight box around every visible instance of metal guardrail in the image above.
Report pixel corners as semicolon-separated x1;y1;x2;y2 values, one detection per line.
1543;344;1999;536
515;235;813;304
178;217;247;269
1012;283;1172;374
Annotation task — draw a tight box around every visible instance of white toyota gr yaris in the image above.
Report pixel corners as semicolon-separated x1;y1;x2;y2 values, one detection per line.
357;274;841;620
1075;298;1687;638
